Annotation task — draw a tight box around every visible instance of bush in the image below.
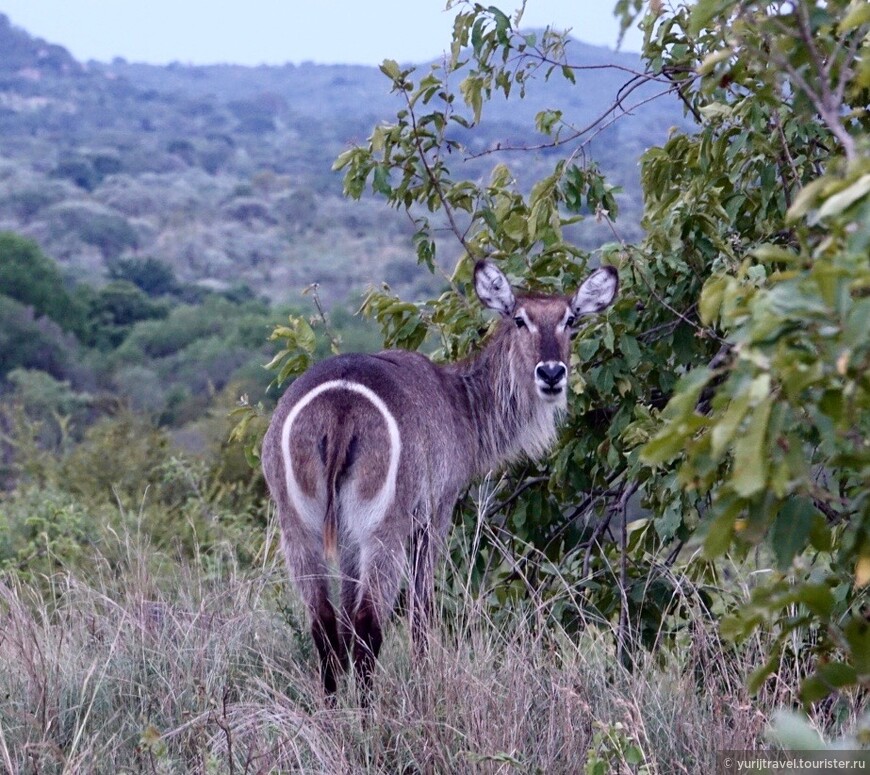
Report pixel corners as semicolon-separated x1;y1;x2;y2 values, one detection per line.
0;484;99;579
58;412;172;506
4;368;94;450
108;256;179;297
323;0;869;705
81;280;169;349
0;296;79;380
0;185;65;222
0;231;86;335
51;156;100;191
41;201;139;259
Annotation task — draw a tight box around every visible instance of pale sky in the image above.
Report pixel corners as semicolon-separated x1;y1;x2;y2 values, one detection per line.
0;1;641;66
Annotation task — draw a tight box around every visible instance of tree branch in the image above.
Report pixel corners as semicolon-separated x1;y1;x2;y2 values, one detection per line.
401;87;480;257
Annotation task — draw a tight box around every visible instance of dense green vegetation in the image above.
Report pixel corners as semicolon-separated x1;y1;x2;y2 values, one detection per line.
0;0;867;770
270;0;868;742
0;231;380;495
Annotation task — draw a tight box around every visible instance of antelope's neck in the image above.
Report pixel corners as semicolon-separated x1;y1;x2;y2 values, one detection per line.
443;335;562;476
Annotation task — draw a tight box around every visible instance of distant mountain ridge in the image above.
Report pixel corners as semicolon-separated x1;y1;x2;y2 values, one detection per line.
0;12;686;305
0;13;81;76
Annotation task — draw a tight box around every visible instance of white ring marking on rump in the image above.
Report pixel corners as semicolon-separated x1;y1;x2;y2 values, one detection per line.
280;379;402;535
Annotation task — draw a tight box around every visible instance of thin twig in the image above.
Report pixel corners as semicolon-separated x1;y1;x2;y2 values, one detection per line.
213;688;236;775
664;539;686;568
485;475;550;518
464;80;685;160
402;87;479;258
614;480;640;668
771;107;798;209
756;5;857;161
304;283;341;354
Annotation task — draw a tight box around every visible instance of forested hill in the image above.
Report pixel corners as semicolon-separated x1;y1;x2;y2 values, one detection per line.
0;12;688;306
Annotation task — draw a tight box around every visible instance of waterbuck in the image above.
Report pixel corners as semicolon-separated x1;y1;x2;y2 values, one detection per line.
261;260;618;695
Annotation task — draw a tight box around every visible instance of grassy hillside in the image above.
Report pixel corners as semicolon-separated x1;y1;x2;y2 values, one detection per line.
0;12;688;307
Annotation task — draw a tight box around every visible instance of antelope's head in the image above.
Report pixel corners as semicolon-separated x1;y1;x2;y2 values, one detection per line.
474;260;619;404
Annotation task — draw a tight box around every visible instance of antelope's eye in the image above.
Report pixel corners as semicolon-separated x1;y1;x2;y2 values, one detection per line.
514;316;526;329
565;315;577;328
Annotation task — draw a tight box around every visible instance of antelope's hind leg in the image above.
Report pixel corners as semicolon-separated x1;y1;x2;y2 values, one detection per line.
409;498;454;654
309;578;343;697
409;524;436;655
280;525;345;697
351;527;405;695
338;543;361;673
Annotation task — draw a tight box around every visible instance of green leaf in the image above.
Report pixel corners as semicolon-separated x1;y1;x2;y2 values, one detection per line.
730;396;772;498
838;3;870;32
768;710;825;750
747;651;781;694
379;59;401;82
372;165;392;196
800;662;859;704
711;391;750;460
704;508;736;557
796;584;835;618
662;367;713;420
619;334;642;369
698;102;732;120
488;6;512;42
844;616;870;676
719;614;746;641
697;48;732;76
602;323;615;353
800;676;832;705
460;75;484;124
688;0;724;35
640;425;690;465
808;515;832;552
769;497;818;570
296;318;316;352
752;244;800;264
786;177;828;222
817;661;857;688
698;274;727;325
654;505;681;541
815;174;870;220
535;109;563;135
502;212;527;242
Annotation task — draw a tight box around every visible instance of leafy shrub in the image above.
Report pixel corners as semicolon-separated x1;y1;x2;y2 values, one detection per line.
0;484;99;579
0;296;79;379
111;364;167;417
80;280;169;349
4;368;94;450
41;201;139;259
59;412;173;507
315;0;869;704
51;156;100;191
0;231;86;335
113;296;272;365
222;196;275;224
108;256;179;297
0;185;67;222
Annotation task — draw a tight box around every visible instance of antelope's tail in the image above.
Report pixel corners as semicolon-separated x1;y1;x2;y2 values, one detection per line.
322;428;358;563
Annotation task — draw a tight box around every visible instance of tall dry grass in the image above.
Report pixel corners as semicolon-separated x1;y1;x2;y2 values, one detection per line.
0;514;857;774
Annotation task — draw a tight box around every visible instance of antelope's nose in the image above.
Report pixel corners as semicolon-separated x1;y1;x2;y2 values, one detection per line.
536;362;566;387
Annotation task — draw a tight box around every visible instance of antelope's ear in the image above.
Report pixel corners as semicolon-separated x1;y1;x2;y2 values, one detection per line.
570;265;619;316
474;260;516;316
